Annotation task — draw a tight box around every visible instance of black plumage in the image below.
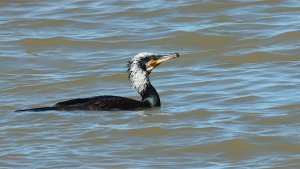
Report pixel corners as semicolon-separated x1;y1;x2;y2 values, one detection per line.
16;53;179;112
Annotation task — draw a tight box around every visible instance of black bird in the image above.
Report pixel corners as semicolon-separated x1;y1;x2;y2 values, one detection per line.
16;53;180;112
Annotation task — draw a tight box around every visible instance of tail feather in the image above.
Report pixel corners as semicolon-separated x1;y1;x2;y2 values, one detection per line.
15;107;55;112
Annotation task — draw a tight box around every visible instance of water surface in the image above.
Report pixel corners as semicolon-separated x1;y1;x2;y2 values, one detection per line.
1;0;300;168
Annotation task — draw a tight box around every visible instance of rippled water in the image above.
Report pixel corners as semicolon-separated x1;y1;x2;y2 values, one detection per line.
1;0;300;168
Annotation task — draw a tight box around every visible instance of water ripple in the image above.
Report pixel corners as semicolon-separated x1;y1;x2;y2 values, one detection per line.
1;0;300;168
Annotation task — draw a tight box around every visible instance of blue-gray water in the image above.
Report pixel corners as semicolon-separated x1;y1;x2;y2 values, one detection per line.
1;0;300;168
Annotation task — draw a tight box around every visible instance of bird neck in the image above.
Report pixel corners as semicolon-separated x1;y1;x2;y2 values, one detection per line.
141;82;161;107
128;65;161;107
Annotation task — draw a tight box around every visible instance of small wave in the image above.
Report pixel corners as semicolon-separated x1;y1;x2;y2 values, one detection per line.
272;102;300;110
219;52;300;64
255;113;300;125
1;19;81;28
267;30;300;43
174;1;243;13
167;138;261;160
146;31;236;48
17;37;106;47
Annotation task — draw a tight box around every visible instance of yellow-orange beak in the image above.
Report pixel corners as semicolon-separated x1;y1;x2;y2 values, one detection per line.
146;53;180;72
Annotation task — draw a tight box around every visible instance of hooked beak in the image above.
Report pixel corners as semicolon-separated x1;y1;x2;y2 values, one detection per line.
146;53;180;72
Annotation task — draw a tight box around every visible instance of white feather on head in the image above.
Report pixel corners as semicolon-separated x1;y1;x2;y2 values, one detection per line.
127;53;156;94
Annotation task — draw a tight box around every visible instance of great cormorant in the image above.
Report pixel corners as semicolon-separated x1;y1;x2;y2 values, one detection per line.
16;53;180;111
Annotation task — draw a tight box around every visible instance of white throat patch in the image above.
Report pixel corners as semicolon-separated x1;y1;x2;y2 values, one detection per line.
129;64;149;94
128;53;155;94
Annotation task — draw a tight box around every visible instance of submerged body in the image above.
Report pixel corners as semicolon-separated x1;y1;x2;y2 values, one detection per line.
20;96;149;112
16;53;179;112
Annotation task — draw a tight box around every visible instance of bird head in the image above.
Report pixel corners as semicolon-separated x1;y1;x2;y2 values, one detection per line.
127;52;180;94
127;52;180;74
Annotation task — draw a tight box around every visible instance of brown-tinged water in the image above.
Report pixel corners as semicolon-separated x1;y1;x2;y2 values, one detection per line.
1;0;300;168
